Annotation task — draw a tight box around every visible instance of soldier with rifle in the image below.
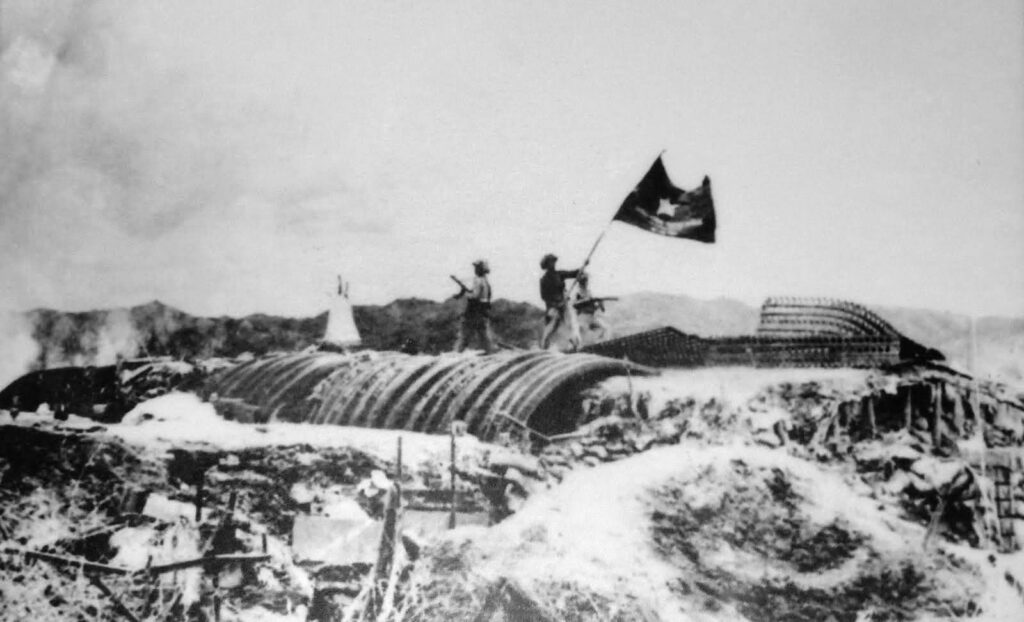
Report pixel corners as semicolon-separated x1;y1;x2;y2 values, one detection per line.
451;259;494;354
570;271;615;347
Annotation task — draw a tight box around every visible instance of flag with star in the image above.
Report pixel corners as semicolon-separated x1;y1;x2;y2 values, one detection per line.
613;156;716;243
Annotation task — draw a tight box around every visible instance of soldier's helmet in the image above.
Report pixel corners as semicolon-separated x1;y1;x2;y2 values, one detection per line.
473;259;490;273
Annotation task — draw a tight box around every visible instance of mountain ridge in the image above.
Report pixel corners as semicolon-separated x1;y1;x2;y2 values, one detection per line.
6;294;1023;383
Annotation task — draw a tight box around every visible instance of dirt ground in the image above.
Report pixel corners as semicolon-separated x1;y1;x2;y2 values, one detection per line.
2;367;1024;621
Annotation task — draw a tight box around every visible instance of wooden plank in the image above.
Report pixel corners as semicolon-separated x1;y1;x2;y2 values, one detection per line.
88;575;142;622
1;546;131;575
144;553;270;575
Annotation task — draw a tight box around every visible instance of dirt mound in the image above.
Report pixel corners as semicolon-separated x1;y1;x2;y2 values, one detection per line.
398;445;987;621
650;459;981;621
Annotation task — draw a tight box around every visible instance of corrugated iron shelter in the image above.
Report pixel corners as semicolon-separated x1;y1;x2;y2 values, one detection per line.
204;350;656;439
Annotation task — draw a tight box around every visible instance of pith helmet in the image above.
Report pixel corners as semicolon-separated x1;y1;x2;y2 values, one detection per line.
540;253;557;269
473;259;490;272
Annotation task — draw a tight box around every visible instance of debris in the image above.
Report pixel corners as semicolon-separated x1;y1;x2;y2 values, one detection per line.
142;493;213;524
487;451;542;477
292;516;381;565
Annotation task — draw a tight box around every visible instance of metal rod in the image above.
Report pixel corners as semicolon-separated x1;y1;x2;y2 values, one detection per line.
492;411;552;443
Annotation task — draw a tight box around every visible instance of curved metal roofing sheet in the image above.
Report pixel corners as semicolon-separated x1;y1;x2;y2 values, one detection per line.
204;350;654;439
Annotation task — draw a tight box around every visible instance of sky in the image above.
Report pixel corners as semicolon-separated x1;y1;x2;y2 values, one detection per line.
0;0;1022;318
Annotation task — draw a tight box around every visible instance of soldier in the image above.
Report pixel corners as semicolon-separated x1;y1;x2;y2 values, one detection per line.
454;259;495;354
570;271;611;347
538;253;582;350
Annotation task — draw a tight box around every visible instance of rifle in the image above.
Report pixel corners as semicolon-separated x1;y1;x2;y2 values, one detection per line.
450;275;470;298
573;296;619;311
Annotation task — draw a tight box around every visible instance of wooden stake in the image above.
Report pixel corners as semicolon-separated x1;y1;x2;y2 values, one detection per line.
952;392;965;437
212;571;221;622
367;487;400;619
903;386;913;430
194;476;204;523
396;437;403;506
449;422;458;530
922;485;948;550
864;395;877;438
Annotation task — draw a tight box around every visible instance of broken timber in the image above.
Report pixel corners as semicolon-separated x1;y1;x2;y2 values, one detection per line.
1;545;269;577
2;545;131;575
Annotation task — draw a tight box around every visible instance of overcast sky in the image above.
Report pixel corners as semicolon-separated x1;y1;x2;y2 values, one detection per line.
1;0;1021;317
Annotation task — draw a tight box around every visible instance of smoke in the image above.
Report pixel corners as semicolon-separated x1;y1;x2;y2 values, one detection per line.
0;0;391;314
0;311;40;387
0;0;240;239
93;308;142;365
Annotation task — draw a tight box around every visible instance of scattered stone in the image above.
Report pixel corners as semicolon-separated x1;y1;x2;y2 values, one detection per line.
606;441;628;455
540;452;568;467
503;467;526;491
632;433;657;452
290;482;316;506
587;445;609;461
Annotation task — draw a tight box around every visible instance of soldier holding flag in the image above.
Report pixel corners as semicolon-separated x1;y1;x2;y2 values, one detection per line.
538;253;583;350
542;154;716;349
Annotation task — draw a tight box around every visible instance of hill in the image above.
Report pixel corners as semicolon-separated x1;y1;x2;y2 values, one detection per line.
4;294;1022;384
12;298;543;374
601;292;759;336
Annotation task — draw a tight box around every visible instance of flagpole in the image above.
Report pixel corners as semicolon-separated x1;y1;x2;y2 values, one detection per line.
568;149;667;298
579;217;615;274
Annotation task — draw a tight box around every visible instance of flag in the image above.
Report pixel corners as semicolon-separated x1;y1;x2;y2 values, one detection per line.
613;157;715;243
